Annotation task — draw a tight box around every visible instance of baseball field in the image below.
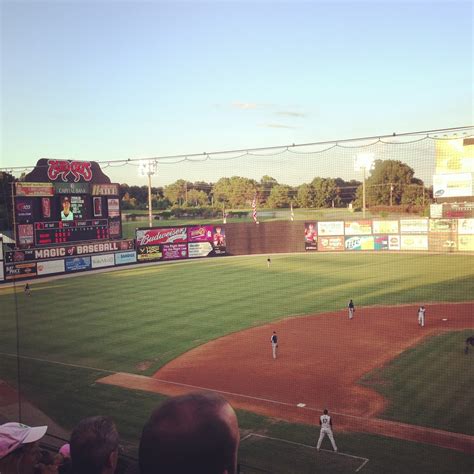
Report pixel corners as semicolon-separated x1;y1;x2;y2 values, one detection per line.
0;252;473;473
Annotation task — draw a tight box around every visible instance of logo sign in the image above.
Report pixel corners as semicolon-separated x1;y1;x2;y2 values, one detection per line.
344;220;372;235
304;222;318;250
345;235;375;250
47;160;93;182
136;227;188;246
115;251;137;265
433;173;473;198
107;198;120;218
188;226;213;242
15;182;54;197
318;221;344;236
401;235;428;250
91;254;115;268
91;184;119;195
458;218;474;234
17;224;34;246
5;262;37;280
188;242;213;258
318;236;344;251
37;260;65;276
374;235;389;250
15;198;34;222
400;219;429;234
162;243;188;260
458;235;474;251
373;220;399;234
388;235;401;250
137;245;163;261
65;256;91;272
54;182;90;194
429;219;457;233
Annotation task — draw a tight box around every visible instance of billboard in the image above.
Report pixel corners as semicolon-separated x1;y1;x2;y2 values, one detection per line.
429;219;457;233
374;235;389;250
373;220;399;234
137;245;162;261
17;224;34;246
388;235;401;250
15;182;54;197
37;259;66;276
458;235;474;251
400;219;428;234
344;220;372;235
400;235;428;251
136;227;188;246
65;256;91;272
91;254;115;268
433;173;473;198
318;221;344;236
318;236;344;251
435;138;474;174
458;219;474;234
162;244;188;260
5;262;37;280
115;251;137;265
345;235;375;251
428;234;457;252
188;242;214;258
304;222;318;250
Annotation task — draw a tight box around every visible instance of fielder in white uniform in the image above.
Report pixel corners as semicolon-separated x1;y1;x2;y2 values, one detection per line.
316;409;337;452
418;306;425;327
348;299;355;319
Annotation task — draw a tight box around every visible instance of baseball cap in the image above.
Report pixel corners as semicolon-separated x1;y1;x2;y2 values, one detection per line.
0;422;48;459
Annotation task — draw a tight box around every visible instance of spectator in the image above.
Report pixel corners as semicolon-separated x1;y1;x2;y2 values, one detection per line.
139;392;240;474
0;422;48;474
70;416;119;474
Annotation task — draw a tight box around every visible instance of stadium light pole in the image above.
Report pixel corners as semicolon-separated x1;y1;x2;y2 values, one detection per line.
138;160;158;227
354;153;375;218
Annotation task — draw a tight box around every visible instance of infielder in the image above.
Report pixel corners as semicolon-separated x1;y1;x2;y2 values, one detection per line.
418;306;426;327
316;409;337;452
271;331;278;359
348;299;355;319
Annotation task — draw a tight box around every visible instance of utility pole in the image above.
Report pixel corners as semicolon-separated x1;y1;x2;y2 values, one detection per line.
390;183;393;207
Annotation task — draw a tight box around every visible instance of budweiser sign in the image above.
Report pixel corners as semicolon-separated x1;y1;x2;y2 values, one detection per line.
136;227;188;246
47;160;93;182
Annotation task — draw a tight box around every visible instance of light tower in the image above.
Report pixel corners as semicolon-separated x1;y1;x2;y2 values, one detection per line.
138;160;158;228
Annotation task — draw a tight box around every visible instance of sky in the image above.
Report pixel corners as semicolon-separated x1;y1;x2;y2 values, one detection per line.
1;0;472;187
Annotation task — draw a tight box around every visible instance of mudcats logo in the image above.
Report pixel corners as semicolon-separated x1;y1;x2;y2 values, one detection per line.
47;160;93;182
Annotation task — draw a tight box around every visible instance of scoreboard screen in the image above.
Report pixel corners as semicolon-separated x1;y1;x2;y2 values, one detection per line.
34;220;109;246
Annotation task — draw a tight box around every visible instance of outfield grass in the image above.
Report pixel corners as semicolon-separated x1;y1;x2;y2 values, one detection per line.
0;253;473;472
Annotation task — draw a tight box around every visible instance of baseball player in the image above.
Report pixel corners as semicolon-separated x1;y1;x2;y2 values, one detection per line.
418;306;426;327
267;257;271;268
24;283;31;296
348;299;355;319
271;331;278;359
316;409;337;452
465;336;474;354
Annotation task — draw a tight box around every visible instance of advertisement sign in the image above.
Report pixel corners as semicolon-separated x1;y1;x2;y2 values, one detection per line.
91;254;115;269
344;220;372;235
428;234;457;252
54;182;90;194
345;235;375;250
15;182;54;197
15;198;34;223
433;173;473;198
458;235;474;251
5;262;37;280
162;243;188;260
441;202;474;218
457;219;474;234
92;184;120;196
0;237;3;260
17;224;34;246
187;225;213;242
188;242;214;258
304;222;318;250
318;221;344;236
372;220;399;234
115;251;137;265
70;195;86;220
109;219;122;239
37;259;66;276
65;256;91;272
0;264;4;281
435;138;474;174
374;235;389;250
42;198;51;218
400;235;428;251
107;198;120;218
388;235;401;250
137;245;162;261
430;204;443;218
318;236;345;251
211;226;226;254
136;227;188;246
400;219;429;234
93;197;102;217
429;219;457;233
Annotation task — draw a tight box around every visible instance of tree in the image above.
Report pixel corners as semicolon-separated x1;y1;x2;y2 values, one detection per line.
187;189;209;206
259;175;279;204
296;183;315;208
212;176;257;208
311;177;339;208
266;185;292;208
163;180;190;205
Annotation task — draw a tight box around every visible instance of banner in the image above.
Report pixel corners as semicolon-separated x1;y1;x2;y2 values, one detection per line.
304;222;318;250
345;235;375;250
188;225;214;242
388;235;401;250
433;173;473;198
15;198;34;223
344;220;372;235
428;234;457;252
42;198;51;218
400;219;429;234
374;235;389;250
65;256;92;272
373;220;399;234
440;202;474;218
318;221;344;236
17;224;34;246
457;219;474;234
458;235;474;251
188;242;214;258
400;235;428;250
435;138;474;174
136;227;188;246
91;184;119;195
15;182;54;197
93;197;102;217
115;251;137;265
37;259;65;276
91;254;115;268
429;219;457;233
5;262;37;280
162;243;188;260
54;182;90;194
137;245;162;261
318;236;344;251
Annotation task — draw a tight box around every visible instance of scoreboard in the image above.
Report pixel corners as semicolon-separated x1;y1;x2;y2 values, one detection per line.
34;220;109;246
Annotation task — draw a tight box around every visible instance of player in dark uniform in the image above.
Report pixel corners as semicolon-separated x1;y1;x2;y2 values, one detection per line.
464;336;474;354
24;283;31;296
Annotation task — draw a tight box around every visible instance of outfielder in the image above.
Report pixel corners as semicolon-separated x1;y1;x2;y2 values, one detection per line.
418;306;426;327
316;409;337;452
465;336;474;354
348;299;355;319
271;331;278;359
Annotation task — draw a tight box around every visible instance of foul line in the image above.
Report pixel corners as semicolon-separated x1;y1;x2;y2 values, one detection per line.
241;433;369;472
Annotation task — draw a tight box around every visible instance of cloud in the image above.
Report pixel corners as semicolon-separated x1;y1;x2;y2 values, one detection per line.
276;110;306;118
261;123;297;129
232;102;259;110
